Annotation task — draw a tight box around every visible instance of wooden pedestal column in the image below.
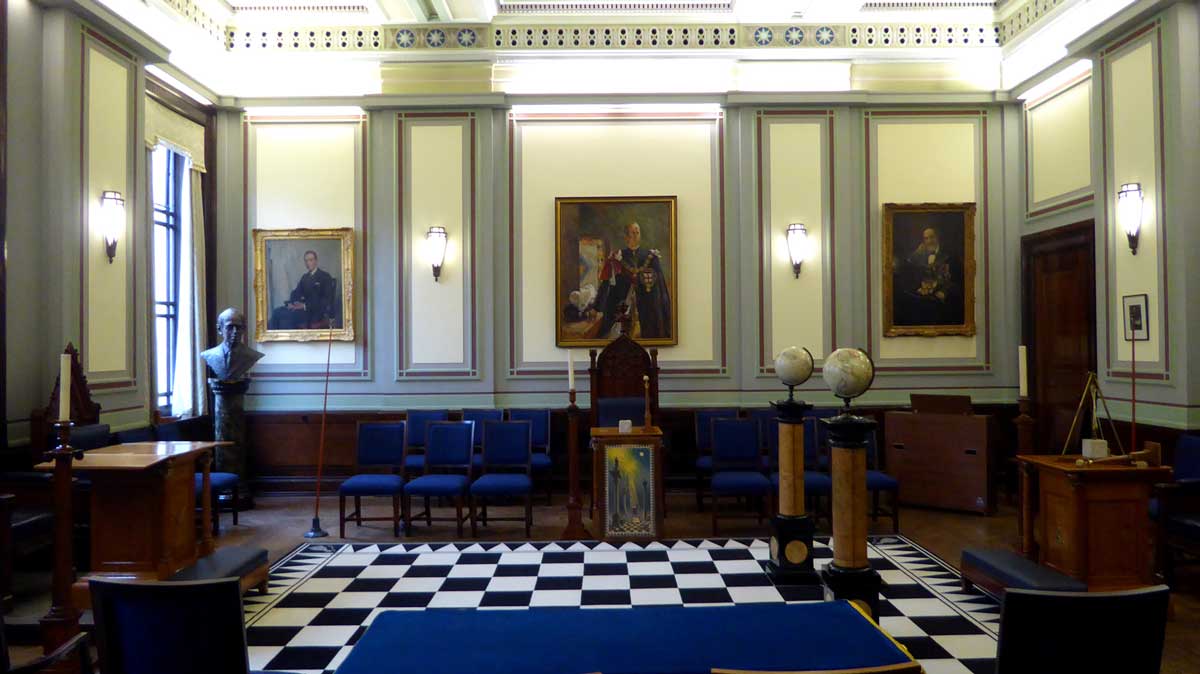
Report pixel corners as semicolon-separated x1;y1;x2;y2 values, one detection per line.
561;390;591;540
820;411;882;620
40;422;82;661
767;398;818;585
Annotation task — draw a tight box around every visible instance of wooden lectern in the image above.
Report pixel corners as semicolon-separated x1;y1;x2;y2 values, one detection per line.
1018;454;1171;590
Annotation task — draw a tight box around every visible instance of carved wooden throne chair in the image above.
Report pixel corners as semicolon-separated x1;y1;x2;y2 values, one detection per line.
587;314;661;430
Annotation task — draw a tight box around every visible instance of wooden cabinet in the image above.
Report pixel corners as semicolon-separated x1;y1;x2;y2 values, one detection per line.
884;411;993;514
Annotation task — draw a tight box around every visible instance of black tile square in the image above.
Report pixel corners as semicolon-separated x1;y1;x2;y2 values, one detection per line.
265;647;341;671
868;558;898;571
671;561;719;574
625;550;669;562
894;636;953;660
276;592;337;608
245;626;301;647
479;591;534;607
721;573;772;587
344;578;399;593
776;585;825;602
311;608;372;626
441;577;491;591
494;564;540;577
404;565;453;577
679;588;733;604
961;658;997;674
629;575;677;589
875;600;903;617
542;551;584;564
583;563;627;576
708;549;754;561
379;592;435;608
535;576;583;590
312;566;363;578
910;616;985;636
458;553;502;564
581;589;631;606
373;553;419;565
880;584;935;599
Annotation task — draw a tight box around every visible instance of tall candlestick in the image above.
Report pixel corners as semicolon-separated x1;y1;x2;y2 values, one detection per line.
58;354;71;421
567;350;575;390
1018;345;1029;398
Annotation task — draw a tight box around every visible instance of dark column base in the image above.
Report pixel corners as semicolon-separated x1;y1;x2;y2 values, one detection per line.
766;514;820;585
821;563;882;620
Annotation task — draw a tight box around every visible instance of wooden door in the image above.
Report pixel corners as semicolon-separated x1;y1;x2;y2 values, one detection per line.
1021;221;1097;453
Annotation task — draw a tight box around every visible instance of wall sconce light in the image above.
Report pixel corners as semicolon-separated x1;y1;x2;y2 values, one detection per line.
425;226;448;281
99;190;125;264
785;223;808;278
1117;182;1144;255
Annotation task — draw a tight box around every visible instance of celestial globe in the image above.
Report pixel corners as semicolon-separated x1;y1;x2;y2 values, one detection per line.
821;347;875;402
774;346;815;387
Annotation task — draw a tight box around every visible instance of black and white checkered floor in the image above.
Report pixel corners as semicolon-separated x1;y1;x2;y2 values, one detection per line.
246;536;1000;674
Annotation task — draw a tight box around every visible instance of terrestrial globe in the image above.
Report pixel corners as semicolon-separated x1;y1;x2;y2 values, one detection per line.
821;347;875;402
774;346;814;387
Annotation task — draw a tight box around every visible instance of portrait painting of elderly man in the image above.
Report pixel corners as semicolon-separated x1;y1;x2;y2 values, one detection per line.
252;228;356;342
882;203;977;337
555;196;678;348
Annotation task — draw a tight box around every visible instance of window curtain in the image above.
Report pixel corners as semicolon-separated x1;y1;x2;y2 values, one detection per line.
170;159;208;418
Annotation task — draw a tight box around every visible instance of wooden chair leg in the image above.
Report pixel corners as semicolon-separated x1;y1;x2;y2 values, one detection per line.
425;497;433;527
455;497;464;538
232;485;240;526
393;495;401;538
404;494;413;533
525;494;532;539
339;494;346;538
482;502;489;527
469;497;478;538
211;491;220;537
355;496;363;525
711;494;719;536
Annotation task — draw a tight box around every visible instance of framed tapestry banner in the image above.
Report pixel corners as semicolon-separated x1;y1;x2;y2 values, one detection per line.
882;202;977;337
597;442;663;540
555;196;678;348
253;228;355;342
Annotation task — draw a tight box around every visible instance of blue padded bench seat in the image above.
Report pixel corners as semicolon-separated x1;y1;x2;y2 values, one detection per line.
960;547;1086;597
169;544;270;595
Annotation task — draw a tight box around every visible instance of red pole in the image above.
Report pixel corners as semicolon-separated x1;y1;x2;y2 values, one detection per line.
304;328;335;538
1130;338;1137;454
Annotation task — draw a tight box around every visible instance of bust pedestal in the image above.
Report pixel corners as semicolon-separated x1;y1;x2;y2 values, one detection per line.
819;411;882;620
209;378;250;482
766;397;819;585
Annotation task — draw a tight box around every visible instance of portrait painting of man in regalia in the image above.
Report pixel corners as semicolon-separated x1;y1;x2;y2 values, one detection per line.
555;196;678;348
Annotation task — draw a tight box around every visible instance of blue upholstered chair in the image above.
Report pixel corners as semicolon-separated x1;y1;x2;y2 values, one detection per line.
694;409;740;511
89;577;300;674
1157;434;1200;586
864;428;900;533
507;409;553;504
405;421;474;537
403;409;450;477
338;422;407;538
462;410;502;479
710;418;770;534
470;420;534;537
596;397;647;427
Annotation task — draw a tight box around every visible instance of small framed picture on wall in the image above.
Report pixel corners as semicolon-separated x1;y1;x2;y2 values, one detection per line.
1122;293;1149;342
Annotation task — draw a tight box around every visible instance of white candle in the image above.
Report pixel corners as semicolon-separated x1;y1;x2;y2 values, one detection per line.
1018;345;1029;398
59;354;72;421
567;350;575;390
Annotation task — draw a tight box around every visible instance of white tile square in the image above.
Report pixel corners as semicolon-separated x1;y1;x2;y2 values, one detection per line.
246;646;281;670
713;559;764;575
413;552;460;565
486;576;538;592
448;564;498;578
880;569;915;586
498;552;542;565
674;574;725;589
582;575;631;591
326;592;387;609
727;587;783;604
538;563;584;577
627;562;674;576
878;616;925;638
287;625;359;647
666;549;710;562
357;565;410;579
427;591;485;608
529;590;582;607
888;598;959;617
918;659;976;674
293;578;353;593
630;588;683;605
932;635;997;660
583;550;626;564
390;577;447;593
326;553;378;567
749;547;770;560
254;608;321;627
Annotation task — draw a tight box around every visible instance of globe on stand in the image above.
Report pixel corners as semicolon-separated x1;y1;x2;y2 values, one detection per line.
774;346;814;402
821;347;875;411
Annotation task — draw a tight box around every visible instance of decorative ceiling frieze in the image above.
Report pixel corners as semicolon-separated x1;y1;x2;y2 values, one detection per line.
996;0;1066;44
496;1;734;13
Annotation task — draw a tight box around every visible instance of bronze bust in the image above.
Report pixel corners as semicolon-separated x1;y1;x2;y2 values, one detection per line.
200;308;265;382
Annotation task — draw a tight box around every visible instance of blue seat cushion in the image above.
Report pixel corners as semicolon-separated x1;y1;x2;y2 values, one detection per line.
531;452;552;471
769;472;832;495
195;472;239;492
169;545;267;582
406;474;470;496
1149;497;1159;520
961;548;1087;592
711;471;772;495
404;454;425;471
339;474;405;496
470;474;533;496
696;455;713;472
866;470;898;491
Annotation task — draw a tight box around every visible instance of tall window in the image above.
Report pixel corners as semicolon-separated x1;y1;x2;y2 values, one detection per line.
152;145;184;414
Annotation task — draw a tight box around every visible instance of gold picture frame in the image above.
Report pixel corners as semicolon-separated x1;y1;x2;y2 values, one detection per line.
554;196;679;348
882;202;977;338
253;228;355;342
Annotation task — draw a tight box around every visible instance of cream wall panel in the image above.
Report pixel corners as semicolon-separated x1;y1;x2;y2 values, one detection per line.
1029;79;1092;204
84;45;130;375
767;120;825;359
252;122;358;365
409;123;465;364
875;120;978;360
1109;41;1160;363
519;120;715;363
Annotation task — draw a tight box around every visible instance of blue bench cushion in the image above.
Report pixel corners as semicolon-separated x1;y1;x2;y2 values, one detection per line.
961;548;1087;592
531;452;552;470
195;472;239;493
696;455;713;471
339;474;405;496
406;474;470;496
770;472;833;495
866;470;898;491
470;474;533;496
404;454;425;471
711;471;772;495
169;545;267;582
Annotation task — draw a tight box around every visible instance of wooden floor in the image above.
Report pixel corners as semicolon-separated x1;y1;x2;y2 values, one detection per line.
7;492;1199;672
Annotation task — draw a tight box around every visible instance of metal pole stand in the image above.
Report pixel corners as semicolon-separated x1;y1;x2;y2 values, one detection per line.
766;391;819;585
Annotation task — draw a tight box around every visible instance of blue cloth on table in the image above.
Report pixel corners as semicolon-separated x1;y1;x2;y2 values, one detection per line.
866;470;899;491
195;472;239;492
1176;434;1200;480
406;474;469;497
470;474;532;496
770;471;832;495
711;471;771;495
338;474;405;496
334;602;912;674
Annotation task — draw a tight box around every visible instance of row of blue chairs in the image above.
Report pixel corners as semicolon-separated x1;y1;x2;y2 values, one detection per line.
338;416;548;538
695;409;899;534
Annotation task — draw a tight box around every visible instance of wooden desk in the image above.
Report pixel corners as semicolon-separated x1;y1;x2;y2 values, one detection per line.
37;441;225;605
590;427;664;540
1018;454;1171;590
885;411;993;513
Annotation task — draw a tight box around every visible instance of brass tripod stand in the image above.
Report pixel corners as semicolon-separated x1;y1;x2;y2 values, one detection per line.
1060;371;1126;457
